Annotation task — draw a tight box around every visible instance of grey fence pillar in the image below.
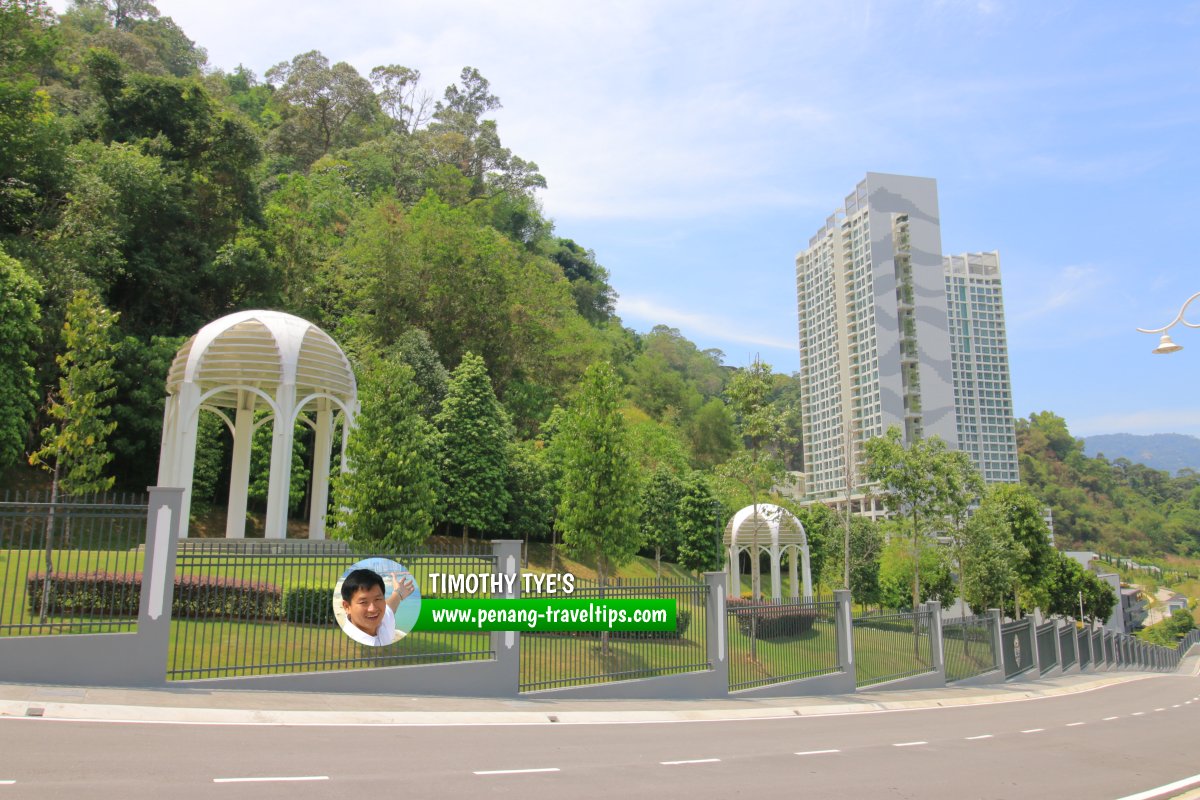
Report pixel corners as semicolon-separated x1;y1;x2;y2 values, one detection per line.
1052;619;1065;673
490;539;522;693
1025;616;1040;676
135;486;184;682
704;571;729;693
988;608;1005;672
835;589;856;687
926;600;945;679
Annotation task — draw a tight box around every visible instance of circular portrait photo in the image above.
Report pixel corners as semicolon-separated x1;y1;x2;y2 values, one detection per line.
332;558;422;646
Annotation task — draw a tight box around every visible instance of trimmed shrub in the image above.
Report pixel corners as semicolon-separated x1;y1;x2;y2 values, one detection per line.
728;599;818;638
26;572;283;620
284;587;336;626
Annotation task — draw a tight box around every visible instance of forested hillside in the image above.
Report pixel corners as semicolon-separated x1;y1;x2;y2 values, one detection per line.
1018;413;1200;557
0;1;803;569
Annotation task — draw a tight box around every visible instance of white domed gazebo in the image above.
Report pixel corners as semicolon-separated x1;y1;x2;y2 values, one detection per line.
723;504;812;601
156;311;358;539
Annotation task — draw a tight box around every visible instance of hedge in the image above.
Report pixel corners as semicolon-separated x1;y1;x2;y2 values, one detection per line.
728;599;818;638
283;586;337;625
26;572;283;620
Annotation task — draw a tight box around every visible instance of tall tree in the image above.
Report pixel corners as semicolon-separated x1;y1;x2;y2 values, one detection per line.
718;358;794;600
864;426;961;612
28;289;119;621
553;361;641;588
434;351;512;548
330;354;438;550
977;483;1055;617
266;50;378;167
960;501;1016;614
0;248;42;472
638;467;684;580
675;475;726;576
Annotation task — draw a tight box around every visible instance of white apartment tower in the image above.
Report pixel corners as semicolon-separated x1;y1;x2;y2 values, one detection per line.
795;173;1017;504
944;251;1020;483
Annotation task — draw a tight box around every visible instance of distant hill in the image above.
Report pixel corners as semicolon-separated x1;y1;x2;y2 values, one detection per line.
1082;433;1200;474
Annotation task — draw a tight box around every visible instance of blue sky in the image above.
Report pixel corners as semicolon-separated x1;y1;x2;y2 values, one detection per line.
57;1;1200;437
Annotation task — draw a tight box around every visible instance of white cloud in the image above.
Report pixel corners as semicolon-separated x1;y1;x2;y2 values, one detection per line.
617;295;798;351
1013;265;1107;322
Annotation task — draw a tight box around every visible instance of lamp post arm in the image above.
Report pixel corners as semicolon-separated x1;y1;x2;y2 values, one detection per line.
1136;291;1200;334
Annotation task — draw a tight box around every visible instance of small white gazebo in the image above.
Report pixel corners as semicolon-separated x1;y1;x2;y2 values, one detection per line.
156;311;358;539
723;504;812;601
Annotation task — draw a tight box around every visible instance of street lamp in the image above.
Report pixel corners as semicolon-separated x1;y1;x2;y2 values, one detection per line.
1136;291;1200;354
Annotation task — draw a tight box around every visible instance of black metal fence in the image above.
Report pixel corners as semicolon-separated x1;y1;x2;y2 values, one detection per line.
0;491;148;636
726;597;840;691
852;609;934;687
1076;628;1090;668
942;614;997;683
1058;623;1076;669
1002;618;1036;678
168;539;496;680
1036;622;1057;674
518;577;709;693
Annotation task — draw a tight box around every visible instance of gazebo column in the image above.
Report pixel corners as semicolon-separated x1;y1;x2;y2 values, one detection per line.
173;383;201;539
727;546;740;600
156;394;179;487
788;546;799;599
801;545;813;599
264;386;296;540
307;401;334;540
224;392;255;539
769;543;782;601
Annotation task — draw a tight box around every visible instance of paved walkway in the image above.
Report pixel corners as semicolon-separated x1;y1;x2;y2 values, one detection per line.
2;651;1197;727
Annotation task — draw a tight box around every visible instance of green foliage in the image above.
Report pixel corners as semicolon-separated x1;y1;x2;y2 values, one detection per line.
1138;608;1195;646
500;440;555;543
330;354;438;550
553;362;641;584
29;289;120;495
283;586;335;625
1043;550;1115;623
108;333;182;489
0;247;42;471
960;500;1016;614
247;414;309;516
434;351;511;539
977;483;1055;613
1017;411;1200;558
878;537;957;611
675;475;725;575
638;467;684;576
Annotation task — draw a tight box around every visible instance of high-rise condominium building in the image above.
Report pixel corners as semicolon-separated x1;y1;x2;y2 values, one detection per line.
944;251;1019;483
794;173;1017;506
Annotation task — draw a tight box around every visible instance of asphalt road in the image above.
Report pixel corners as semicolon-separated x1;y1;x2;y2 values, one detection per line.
2;674;1199;800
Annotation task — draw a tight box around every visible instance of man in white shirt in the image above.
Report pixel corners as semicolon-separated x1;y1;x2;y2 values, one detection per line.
339;568;415;646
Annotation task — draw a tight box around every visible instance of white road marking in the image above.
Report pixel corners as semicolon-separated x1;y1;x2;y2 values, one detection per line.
473;768;560;776
966;735;993;740
795;749;841;756
1173;705;1181;708
1131;712;1146;716
1103;716;1120;721
893;741;927;747
0;781;15;785
1067;722;1086;727
1114;773;1200;800
660;759;720;766
1021;728;1045;733
213;776;328;784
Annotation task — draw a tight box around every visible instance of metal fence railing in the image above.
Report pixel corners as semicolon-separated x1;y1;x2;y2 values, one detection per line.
518;577;709;693
1002;618;1036;679
1058;623;1076;669
1077;627;1090;669
726;597;840;691
1036;622;1058;674
1093;628;1104;666
942;614;997;683
0;491;148;636
168;539;496;680
852;609;934;688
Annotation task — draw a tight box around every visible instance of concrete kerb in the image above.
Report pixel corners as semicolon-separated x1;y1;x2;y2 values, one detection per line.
3;662;1192;727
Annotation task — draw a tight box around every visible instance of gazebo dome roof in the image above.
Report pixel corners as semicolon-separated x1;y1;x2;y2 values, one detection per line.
165;310;356;411
723;503;807;549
